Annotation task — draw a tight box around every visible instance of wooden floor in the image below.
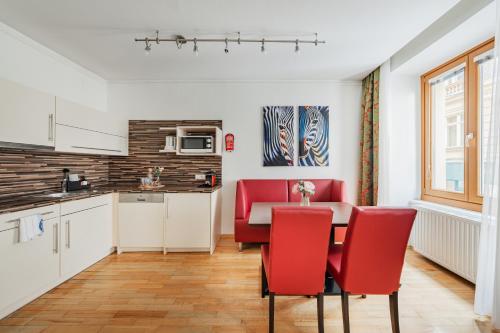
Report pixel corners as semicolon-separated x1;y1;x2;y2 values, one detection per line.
0;236;495;333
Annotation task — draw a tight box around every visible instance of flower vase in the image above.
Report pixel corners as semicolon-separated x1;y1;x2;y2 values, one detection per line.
300;195;310;207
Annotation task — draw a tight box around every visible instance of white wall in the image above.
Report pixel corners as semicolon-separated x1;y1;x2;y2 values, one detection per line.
108;81;362;234
0;22;107;111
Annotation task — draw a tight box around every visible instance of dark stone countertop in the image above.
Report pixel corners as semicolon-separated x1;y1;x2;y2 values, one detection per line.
0;183;222;215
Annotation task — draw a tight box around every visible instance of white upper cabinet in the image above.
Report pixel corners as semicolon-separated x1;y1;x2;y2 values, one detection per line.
55;97;128;156
55;98;128;138
0;79;55;147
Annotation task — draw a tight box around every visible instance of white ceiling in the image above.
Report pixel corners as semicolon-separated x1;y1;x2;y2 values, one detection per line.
0;0;460;81
395;2;496;76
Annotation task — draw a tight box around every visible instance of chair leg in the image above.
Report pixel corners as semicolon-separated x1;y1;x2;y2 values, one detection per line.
389;291;400;333
341;290;350;333
317;293;324;333
361;294;367;299
261;260;268;298
269;292;275;333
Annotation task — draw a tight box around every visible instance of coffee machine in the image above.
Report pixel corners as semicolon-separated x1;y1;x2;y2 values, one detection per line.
203;170;217;187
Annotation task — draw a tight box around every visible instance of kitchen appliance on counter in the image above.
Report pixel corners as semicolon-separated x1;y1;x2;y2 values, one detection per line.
199;170;217;188
180;135;213;154
61;168;91;192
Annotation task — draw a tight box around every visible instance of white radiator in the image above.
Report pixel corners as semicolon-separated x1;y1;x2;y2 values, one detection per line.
409;200;482;283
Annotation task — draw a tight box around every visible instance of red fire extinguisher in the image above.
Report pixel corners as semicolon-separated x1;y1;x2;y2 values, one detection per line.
225;133;234;152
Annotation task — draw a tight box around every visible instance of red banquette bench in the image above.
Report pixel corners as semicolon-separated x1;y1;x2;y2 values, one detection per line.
234;179;347;247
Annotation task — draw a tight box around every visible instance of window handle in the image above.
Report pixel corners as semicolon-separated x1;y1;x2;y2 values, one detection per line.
465;133;474;147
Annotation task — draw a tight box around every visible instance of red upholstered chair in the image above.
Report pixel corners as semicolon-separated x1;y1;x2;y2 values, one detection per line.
234;180;288;248
327;207;417;333
288;179;347;243
261;207;333;333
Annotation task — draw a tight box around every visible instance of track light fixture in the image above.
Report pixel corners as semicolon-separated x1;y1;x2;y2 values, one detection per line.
134;31;326;55
144;38;151;55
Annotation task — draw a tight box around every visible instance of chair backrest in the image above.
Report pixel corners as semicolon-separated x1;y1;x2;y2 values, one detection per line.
339;207;417;295
268;206;333;295
288;179;346;202
235;179;288;219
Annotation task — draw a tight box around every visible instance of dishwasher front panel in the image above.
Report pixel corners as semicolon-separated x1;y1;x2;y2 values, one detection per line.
118;196;165;250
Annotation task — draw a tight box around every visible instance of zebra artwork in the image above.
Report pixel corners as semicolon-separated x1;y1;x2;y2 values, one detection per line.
263;106;294;166
298;106;329;166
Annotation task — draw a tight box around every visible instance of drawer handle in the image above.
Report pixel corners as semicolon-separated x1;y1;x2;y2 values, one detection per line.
71;146;122;153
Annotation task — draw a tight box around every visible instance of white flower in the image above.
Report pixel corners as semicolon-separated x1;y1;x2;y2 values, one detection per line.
292;180;315;196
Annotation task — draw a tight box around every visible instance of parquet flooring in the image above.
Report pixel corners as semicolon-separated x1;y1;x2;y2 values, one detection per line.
0;236;495;333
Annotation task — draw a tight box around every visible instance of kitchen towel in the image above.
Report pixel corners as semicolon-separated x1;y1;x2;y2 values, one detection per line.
19;214;44;242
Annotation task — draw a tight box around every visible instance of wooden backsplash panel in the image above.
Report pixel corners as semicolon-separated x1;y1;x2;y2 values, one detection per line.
108;120;222;186
0;149;109;200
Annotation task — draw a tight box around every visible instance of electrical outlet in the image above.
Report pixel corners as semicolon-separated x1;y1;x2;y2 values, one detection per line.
195;174;205;180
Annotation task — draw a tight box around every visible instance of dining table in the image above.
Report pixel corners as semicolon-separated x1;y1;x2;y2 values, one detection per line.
249;201;353;232
248;201;354;296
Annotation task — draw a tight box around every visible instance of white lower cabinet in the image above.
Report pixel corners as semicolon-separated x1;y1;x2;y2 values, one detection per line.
165;190;221;253
0;206;60;319
60;198;113;279
0;195;113;319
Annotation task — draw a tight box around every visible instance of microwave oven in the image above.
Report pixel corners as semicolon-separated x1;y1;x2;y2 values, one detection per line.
180;136;214;153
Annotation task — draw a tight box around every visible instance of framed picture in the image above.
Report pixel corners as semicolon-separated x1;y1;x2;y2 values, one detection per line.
263;106;294;166
298;106;329;166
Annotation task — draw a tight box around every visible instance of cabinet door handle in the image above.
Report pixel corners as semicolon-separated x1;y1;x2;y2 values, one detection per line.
48;114;54;141
71;146;122;153
66;220;71;248
53;223;59;254
166;197;169;219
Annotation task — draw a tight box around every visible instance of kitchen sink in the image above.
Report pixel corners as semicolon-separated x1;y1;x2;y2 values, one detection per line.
42;193;75;198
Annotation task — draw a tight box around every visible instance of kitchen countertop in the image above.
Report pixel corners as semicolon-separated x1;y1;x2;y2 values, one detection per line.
0;183;222;215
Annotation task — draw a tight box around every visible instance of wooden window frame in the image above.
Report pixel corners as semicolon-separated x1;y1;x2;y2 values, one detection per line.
421;38;494;212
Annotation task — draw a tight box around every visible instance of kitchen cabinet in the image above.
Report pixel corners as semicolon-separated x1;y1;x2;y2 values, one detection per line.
55;98;127;137
55;124;128;156
0;205;60;319
60;195;113;279
0;79;55;147
165;190;221;254
55;97;128;156
117;193;165;253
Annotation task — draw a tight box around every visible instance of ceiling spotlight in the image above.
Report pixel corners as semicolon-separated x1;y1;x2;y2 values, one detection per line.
261;39;265;54
224;38;229;54
144;38;151;55
175;35;187;49
295;39;300;53
193;38;199;56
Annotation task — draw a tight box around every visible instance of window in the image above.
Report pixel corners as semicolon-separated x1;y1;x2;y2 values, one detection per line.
421;39;494;211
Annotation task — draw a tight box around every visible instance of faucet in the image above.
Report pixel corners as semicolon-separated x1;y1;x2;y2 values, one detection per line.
62;168;69;193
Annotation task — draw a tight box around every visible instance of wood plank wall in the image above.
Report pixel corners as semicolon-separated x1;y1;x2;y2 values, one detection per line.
108;120;222;186
0;149;109;201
